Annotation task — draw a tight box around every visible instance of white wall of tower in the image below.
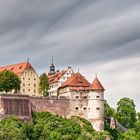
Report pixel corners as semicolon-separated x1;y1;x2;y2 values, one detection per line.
87;90;104;131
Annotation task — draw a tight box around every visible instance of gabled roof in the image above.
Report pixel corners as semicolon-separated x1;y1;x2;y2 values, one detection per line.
0;62;33;76
90;77;105;91
48;70;67;84
60;72;90;88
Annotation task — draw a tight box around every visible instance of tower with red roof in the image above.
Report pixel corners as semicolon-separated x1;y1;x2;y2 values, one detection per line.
58;73;105;131
87;76;105;131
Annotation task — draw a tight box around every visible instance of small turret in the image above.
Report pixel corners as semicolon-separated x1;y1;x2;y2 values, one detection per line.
48;57;55;75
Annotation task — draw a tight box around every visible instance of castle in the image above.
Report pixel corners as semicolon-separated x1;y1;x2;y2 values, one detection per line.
0;61;105;131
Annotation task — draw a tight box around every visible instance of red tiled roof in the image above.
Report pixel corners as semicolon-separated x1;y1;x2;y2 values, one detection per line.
90;77;105;91
60;72;90;88
0;62;33;77
48;70;67;84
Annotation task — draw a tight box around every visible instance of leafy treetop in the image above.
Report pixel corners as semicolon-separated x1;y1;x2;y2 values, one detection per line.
0;70;21;93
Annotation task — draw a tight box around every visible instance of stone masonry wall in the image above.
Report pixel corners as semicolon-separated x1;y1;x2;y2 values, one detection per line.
30;96;70;117
0;93;32;121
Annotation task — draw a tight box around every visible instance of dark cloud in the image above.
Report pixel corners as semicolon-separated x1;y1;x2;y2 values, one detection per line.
0;0;140;110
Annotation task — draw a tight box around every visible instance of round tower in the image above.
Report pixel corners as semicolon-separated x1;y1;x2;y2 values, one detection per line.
87;76;105;131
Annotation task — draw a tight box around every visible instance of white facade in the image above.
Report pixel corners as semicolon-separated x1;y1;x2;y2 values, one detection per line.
48;67;74;96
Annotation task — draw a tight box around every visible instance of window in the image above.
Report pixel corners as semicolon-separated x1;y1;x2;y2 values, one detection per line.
83;107;87;110
23;77;25;80
84;96;87;99
28;89;30;92
34;84;36;87
96;107;100;110
23;89;25;92
75;96;79;99
34;78;36;80
96;96;100;98
34;90;36;93
28;78;30;80
28;84;30;86
75;107;79;111
23;83;25;87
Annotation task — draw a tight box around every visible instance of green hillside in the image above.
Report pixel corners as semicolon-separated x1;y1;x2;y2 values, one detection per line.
0;112;108;140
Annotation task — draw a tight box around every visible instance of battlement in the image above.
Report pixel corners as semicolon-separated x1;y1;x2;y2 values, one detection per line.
0;93;29;98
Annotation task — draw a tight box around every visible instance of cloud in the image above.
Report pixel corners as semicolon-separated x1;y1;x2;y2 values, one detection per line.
80;56;140;111
0;0;140;111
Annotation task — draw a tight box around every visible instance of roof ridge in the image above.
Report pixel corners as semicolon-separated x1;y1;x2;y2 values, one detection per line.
0;62;28;68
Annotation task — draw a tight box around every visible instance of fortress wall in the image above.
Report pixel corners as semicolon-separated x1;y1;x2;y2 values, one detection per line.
0;94;32;121
30;96;70;117
0;94;90;125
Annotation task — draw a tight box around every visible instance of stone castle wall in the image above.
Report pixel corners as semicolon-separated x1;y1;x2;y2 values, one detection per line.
0;93;32;121
0;94;71;120
30;96;70;117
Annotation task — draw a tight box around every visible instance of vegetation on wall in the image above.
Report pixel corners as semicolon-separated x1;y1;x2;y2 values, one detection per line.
0;70;21;93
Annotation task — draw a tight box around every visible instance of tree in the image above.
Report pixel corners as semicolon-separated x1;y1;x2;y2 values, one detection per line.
104;100;116;119
137;112;140;121
39;73;49;96
0;70;21;93
122;129;137;140
116;98;137;129
0;117;27;140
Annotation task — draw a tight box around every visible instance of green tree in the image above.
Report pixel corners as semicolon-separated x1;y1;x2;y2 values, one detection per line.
0;117;27;140
116;98;137;129
122;129;138;140
39;73;49;96
137;112;140;121
104;100;116;119
0;70;21;93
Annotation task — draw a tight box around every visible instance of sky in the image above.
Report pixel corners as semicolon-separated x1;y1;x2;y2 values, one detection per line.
0;0;140;111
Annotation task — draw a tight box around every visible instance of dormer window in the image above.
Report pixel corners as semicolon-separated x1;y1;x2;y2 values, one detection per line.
19;66;22;69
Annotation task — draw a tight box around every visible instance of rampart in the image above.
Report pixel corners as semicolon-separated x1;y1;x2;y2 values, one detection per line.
0;93;32;121
30;96;70;117
0;94;72;120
